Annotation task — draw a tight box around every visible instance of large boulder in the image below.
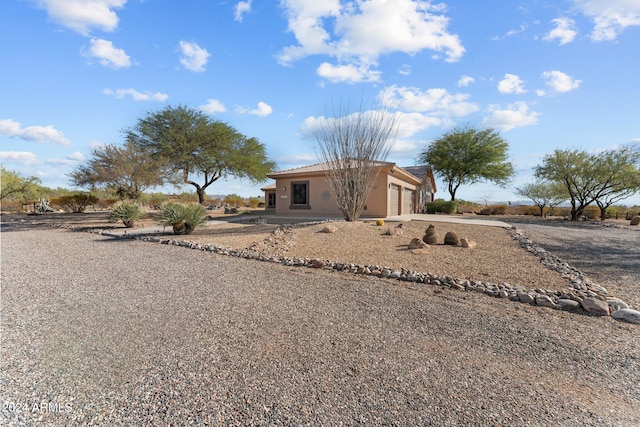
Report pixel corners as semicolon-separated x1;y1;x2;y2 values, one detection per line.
630;216;640;226
422;224;439;245
408;237;426;249
444;231;461;246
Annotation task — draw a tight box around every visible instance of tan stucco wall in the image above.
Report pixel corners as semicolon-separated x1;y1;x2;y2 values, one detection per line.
270;168;420;218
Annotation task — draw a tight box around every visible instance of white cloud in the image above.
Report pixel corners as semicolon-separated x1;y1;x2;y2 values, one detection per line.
380;85;479;117
278;0;465;81
103;88;168;101
457;75;475;87
199;99;227;114
540;70;581;94
397;64;412;76
236;102;273;117
0;118;70;145
572;0;640;41
483;102;540;131
179;41;210;72
249;102;273;117
0;151;39;166
67;151;85;161
33;0;126;35
87;38;131;69
498;74;527;94
47;151;84;166
234;0;252;22
543;17;578;45
316;62;381;83
393;112;449;138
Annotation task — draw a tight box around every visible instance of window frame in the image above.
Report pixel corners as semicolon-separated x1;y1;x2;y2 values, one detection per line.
290;180;310;209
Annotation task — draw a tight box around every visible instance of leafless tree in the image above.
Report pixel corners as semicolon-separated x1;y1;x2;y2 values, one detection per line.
311;101;398;221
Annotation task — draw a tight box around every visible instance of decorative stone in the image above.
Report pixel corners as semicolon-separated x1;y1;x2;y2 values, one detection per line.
518;292;535;304
460;238;477;249
535;294;558;309
321;224;337;233
611;309;640;324
408;238;426;249
312;259;325;269
606;298;629;313
444;231;460;246
558;298;581;311
581;297;610;316
383;227;403;236
422;224;439;245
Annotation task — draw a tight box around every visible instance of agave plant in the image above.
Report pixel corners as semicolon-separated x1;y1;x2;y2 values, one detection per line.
156;202;206;234
109;201;145;228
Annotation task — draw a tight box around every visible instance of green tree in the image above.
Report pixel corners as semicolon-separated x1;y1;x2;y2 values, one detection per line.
535;149;597;220
418;126;514;201
591;147;640;220
0;166;41;201
515;180;567;217
534;147;640;220
127;105;275;205
68;140;173;200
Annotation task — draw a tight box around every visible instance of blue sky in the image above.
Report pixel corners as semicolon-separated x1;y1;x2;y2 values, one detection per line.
2;0;640;205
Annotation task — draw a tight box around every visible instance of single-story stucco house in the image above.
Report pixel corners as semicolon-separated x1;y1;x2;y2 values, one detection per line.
261;161;436;218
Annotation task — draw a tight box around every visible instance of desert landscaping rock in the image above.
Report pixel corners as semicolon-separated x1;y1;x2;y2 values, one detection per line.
630;215;640;226
581;297;610;316
443;230;460;246
611;308;640;324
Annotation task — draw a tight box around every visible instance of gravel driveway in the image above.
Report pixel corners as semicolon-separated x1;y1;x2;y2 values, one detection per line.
504;217;640;309
1;225;639;426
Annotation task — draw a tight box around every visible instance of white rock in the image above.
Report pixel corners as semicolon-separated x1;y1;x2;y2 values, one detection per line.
611;309;640;324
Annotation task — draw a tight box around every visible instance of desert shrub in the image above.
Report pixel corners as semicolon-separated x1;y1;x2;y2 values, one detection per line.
456;200;480;214
489;205;508;215
109;202;145;227
224;193;244;207
425;199;458;214
156;202;206;235
52;193;99;213
0;199;22;212
376;219;384;226
97;198;119;210
582;205;600;220
246;197;262;209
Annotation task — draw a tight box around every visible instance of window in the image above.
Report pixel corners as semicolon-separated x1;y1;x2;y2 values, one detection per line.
291;181;309;208
267;192;276;208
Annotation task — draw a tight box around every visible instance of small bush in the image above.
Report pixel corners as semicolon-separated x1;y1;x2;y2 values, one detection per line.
489;205;508;215
52;193;99;213
109;202;145;227
376;219;384;226
425;199;458;214
156;202;206;234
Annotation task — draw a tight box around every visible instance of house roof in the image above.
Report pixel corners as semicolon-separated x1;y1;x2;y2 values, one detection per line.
267;160;396;178
266;160;423;186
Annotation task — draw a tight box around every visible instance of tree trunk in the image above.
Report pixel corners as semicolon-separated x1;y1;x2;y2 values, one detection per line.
599;206;607;221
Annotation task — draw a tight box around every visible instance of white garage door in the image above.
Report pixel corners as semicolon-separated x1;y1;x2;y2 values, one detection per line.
403;189;415;214
389;184;400;216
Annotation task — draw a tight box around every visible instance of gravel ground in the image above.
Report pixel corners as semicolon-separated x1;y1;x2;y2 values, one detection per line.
1;220;640;426
504;216;640;310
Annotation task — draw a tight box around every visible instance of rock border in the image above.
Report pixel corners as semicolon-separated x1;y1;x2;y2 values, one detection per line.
82;221;639;324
